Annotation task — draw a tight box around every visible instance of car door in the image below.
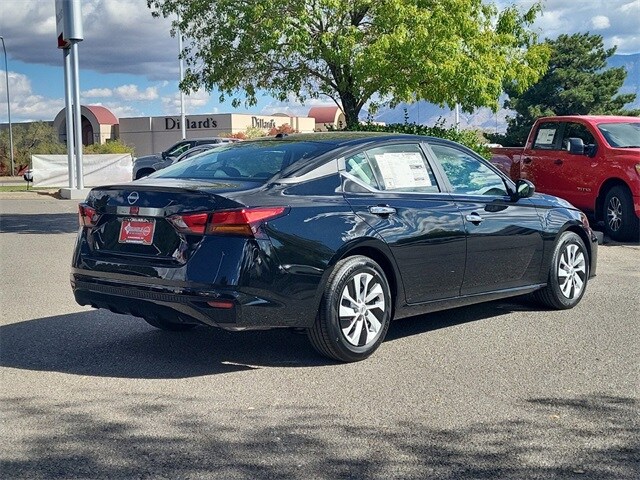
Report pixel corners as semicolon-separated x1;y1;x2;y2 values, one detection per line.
521;121;566;196
556;121;601;210
427;142;545;296
342;142;467;304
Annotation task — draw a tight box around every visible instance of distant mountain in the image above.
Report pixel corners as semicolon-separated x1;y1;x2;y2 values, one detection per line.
607;53;640;104
370;53;640;133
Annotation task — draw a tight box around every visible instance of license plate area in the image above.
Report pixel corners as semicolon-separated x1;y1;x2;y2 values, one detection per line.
119;218;155;245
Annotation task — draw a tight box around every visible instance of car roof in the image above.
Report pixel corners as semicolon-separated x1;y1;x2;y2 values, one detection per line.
244;132;445;148
538;115;640;124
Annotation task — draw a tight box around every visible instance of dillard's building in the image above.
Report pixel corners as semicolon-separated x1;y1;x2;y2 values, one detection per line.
47;105;347;157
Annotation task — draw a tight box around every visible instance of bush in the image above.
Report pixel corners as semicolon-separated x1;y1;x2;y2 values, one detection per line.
84;139;135;155
346;118;491;159
268;123;297;136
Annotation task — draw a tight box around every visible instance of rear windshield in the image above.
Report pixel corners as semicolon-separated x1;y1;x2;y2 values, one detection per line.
597;122;640;148
153;140;335;181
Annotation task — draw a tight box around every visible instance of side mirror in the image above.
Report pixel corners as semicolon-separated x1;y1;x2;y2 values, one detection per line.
514;179;535;199
161;151;168;159
566;137;585;155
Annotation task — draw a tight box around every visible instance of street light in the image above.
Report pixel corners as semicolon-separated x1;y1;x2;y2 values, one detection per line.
0;36;15;176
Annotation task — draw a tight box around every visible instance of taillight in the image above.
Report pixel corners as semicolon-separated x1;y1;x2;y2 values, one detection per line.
78;204;98;228
210;207;287;236
168;207;287;236
167;212;209;235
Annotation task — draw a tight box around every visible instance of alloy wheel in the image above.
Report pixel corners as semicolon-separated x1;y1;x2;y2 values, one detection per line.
607;196;622;232
557;243;586;300
339;272;385;346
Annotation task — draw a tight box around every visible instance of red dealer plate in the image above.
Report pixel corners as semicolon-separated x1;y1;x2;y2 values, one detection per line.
118;218;155;245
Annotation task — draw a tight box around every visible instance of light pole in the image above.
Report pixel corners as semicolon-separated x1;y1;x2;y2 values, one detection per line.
0;36;15;176
178;14;186;139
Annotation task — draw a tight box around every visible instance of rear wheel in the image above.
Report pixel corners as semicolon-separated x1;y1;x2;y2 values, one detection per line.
534;231;589;310
143;317;197;332
603;185;639;242
308;256;392;362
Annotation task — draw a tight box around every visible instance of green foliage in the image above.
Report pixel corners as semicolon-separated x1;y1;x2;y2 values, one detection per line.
148;0;549;127
348;118;491;159
0;122;66;175
498;33;639;146
84;140;135;155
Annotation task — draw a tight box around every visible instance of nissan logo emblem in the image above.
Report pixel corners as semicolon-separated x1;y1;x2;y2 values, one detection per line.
127;192;140;205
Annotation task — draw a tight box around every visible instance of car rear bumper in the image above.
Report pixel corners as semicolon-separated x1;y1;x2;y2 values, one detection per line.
71;272;313;330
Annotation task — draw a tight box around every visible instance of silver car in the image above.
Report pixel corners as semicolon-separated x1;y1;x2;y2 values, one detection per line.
132;138;237;179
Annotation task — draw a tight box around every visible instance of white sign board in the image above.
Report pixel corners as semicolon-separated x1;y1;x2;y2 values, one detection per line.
32;154;133;187
536;128;557;146
373;152;432;190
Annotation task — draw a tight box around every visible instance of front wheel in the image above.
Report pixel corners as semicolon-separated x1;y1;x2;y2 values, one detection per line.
308;256;392;362
534;231;589;310
603;185;639;242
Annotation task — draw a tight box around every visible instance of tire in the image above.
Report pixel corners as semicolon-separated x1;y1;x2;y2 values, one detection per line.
143;317;197;332
534;232;589;310
308;255;392;362
603;185;639;242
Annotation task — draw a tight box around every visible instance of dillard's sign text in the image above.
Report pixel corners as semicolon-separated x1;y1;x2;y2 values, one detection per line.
252;117;277;129
165;117;217;130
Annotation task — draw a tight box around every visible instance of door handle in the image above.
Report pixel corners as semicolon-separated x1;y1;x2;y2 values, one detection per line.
554;159;563;165
522;157;532;164
369;205;396;216
465;213;483;224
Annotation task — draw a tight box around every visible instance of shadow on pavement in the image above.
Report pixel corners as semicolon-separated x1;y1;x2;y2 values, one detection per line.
0;310;324;378
1;392;636;479
0;213;78;234
0;297;537;379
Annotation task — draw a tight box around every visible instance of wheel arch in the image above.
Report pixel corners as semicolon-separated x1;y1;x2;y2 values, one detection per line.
135;168;156;179
562;224;593;268
595;178;631;221
315;239;403;320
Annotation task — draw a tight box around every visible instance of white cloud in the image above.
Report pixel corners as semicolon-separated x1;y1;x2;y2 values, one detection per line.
113;84;159;101
82;88;113;98
161;89;212;114
591;16;611;30
0;71;64;122
494;0;640;53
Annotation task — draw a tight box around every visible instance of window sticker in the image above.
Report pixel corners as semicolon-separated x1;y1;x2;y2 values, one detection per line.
536;128;557;145
373;152;432;189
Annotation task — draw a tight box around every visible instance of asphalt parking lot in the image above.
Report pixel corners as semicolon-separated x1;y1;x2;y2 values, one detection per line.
1;194;638;479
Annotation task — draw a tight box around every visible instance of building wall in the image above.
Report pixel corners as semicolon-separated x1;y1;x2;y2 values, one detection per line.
119;113;316;157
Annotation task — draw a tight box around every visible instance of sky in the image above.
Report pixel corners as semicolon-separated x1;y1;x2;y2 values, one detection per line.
0;0;639;123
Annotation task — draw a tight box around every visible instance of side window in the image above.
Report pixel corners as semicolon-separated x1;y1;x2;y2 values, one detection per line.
431;144;508;196
533;122;561;150
168;142;191;157
561;122;597;150
345;152;380;189
355;144;439;192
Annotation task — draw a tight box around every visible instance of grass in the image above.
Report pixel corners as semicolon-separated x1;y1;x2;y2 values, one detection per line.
0;185;56;192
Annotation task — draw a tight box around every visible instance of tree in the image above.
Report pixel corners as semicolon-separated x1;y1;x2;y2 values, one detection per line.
0;122;66;175
147;0;549;127
497;33;638;146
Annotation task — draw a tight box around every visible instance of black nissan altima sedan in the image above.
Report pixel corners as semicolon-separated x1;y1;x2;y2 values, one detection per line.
72;133;598;362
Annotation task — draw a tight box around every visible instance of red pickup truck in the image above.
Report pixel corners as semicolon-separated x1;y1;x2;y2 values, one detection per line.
491;115;640;241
